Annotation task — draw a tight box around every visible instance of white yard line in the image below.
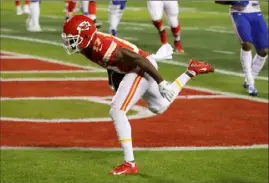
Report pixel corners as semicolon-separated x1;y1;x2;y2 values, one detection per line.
0;55;30;59
185;85;268;103
1;34;267;81
213;50;236;55
0;77;267;103
1;95;229;101
0;96;155;123
1;144;267;151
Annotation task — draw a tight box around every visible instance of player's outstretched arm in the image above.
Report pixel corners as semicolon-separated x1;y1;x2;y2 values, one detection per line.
113;47;164;84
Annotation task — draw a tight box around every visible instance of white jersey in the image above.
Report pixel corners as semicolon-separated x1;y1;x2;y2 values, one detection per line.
230;1;261;13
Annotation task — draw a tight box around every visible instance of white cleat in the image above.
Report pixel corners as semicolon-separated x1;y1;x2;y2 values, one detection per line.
16;6;23;15
27;25;42;32
26;17;33;29
23;5;30;14
247;85;258;96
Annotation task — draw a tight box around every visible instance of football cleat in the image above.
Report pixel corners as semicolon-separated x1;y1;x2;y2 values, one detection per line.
174;40;184;53
243;81;249;89
247;85;258;96
111;29;117;36
23;4;30;14
187;58;214;76
27;24;42;32
108;162;138;175
159;30;168;44
16;6;23;15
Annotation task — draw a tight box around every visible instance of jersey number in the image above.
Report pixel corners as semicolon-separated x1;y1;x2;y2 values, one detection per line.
93;38;103;52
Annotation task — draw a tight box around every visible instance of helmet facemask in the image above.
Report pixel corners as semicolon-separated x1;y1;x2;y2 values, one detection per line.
61;33;83;55
62;18;97;55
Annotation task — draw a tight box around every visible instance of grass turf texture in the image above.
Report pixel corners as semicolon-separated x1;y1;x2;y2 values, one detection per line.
0;1;268;183
1;149;268;183
1;100;122;119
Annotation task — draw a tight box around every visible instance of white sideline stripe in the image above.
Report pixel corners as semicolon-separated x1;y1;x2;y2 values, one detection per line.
0;55;30;59
122;37;138;41
213;50;236;55
0;96;155;123
0;77;267;103
41;14;235;34
1;144;267;151
185;85;268;103
0;70;102;74
176;95;231;99
0;95;229;101
158;60;268;81
1;34;267;81
0;50;106;72
0;77;108;82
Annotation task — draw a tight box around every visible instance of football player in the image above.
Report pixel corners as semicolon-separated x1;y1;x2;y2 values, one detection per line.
215;0;268;96
147;0;184;53
15;0;30;15
65;0;101;28
108;0;127;36
62;15;214;175
26;0;41;32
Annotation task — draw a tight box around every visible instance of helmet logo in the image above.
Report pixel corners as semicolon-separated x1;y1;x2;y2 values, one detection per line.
77;21;91;32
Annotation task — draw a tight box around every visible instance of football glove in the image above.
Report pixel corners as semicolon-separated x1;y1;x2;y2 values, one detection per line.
158;80;176;102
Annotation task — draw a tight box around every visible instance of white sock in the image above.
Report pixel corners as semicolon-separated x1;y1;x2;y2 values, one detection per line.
170;73;191;101
29;1;40;26
252;54;268;78
109;108;134;162
81;0;89;15
108;4;123;31
167;16;178;28
240;49;254;86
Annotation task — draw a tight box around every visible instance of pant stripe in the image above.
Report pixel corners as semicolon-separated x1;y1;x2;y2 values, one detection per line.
120;71;143;111
119;138;132;143
175;80;183;89
230;12;243;43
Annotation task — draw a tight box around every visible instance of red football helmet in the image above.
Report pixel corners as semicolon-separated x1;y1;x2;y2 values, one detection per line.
62;15;97;55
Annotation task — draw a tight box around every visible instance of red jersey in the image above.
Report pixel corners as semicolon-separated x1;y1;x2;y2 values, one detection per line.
81;32;149;73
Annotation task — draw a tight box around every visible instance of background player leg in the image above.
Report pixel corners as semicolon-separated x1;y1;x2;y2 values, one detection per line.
65;0;77;20
164;1;184;53
231;12;256;95
250;13;268;86
26;0;41;32
23;0;30;14
88;0;101;28
15;0;23;15
81;0;89;16
108;0;126;36
147;1;168;45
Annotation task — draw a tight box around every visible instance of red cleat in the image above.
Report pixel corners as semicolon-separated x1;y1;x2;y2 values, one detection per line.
159;30;168;44
174;40;184;53
187;58;214;76
108;162;138;175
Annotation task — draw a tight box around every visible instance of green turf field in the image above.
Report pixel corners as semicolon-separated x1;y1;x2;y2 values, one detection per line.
0;1;268;183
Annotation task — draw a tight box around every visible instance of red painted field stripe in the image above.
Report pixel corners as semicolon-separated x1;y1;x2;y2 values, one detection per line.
1;98;267;147
0;58;89;71
0;80;213;97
